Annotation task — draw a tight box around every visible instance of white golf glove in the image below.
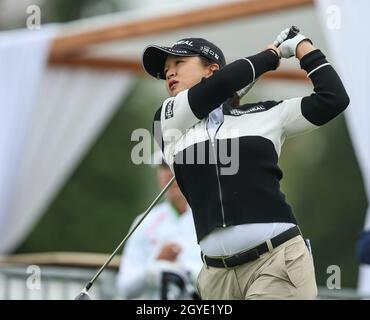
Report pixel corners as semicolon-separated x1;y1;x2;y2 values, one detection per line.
274;27;312;58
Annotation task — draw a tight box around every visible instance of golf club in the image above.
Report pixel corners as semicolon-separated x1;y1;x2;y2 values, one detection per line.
74;175;176;300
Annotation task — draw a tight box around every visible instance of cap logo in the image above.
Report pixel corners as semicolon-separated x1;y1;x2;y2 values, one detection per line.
200;46;219;61
173;40;193;47
201;46;210;54
167;48;188;54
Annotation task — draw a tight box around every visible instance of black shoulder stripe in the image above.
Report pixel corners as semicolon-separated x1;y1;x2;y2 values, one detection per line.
188;51;279;120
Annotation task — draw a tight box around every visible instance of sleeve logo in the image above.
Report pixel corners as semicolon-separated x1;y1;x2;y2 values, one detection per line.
165;100;174;119
228;105;266;116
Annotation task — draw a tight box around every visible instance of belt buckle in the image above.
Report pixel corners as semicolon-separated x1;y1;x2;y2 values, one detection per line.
221;257;234;270
202;252;209;269
222;257;231;269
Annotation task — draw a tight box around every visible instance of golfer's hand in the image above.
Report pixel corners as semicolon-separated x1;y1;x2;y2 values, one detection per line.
296;40;316;60
156;243;182;261
274;27;312;58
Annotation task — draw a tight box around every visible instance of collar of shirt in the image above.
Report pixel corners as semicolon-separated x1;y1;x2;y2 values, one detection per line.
206;105;224;139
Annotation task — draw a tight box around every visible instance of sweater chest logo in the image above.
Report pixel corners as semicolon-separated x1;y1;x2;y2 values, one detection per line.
165;100;174;119
229;105;266;116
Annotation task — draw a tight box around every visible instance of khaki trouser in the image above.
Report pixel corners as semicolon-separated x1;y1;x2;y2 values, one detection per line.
197;235;317;300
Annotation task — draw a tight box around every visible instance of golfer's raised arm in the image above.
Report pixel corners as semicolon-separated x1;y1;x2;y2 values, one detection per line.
276;38;350;138
160;49;280;136
299;46;350;126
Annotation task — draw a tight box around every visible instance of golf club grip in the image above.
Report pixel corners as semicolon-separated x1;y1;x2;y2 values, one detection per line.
238;26;300;99
283;25;300;47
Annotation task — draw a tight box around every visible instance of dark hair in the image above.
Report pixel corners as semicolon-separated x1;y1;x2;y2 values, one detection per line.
198;56;240;107
199;56;215;68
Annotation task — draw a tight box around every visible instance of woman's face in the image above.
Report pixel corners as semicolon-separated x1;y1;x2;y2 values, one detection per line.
164;55;218;97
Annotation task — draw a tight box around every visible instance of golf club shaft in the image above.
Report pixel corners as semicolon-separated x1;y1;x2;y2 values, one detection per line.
84;175;176;291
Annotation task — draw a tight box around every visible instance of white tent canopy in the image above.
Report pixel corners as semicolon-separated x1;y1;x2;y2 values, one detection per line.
0;27;134;253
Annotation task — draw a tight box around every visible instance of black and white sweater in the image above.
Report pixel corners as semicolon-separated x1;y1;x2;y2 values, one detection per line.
153;49;349;243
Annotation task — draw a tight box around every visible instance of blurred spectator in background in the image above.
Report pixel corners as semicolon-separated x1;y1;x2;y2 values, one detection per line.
116;152;202;299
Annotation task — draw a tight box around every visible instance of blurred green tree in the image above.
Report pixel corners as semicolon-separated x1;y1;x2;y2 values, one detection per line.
280;115;367;288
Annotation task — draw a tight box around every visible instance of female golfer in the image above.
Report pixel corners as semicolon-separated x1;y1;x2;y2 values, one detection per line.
143;28;349;299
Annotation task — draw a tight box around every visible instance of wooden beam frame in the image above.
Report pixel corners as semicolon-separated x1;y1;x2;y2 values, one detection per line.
50;56;308;81
50;0;314;60
49;0;314;81
0;252;121;269
51;57;144;74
